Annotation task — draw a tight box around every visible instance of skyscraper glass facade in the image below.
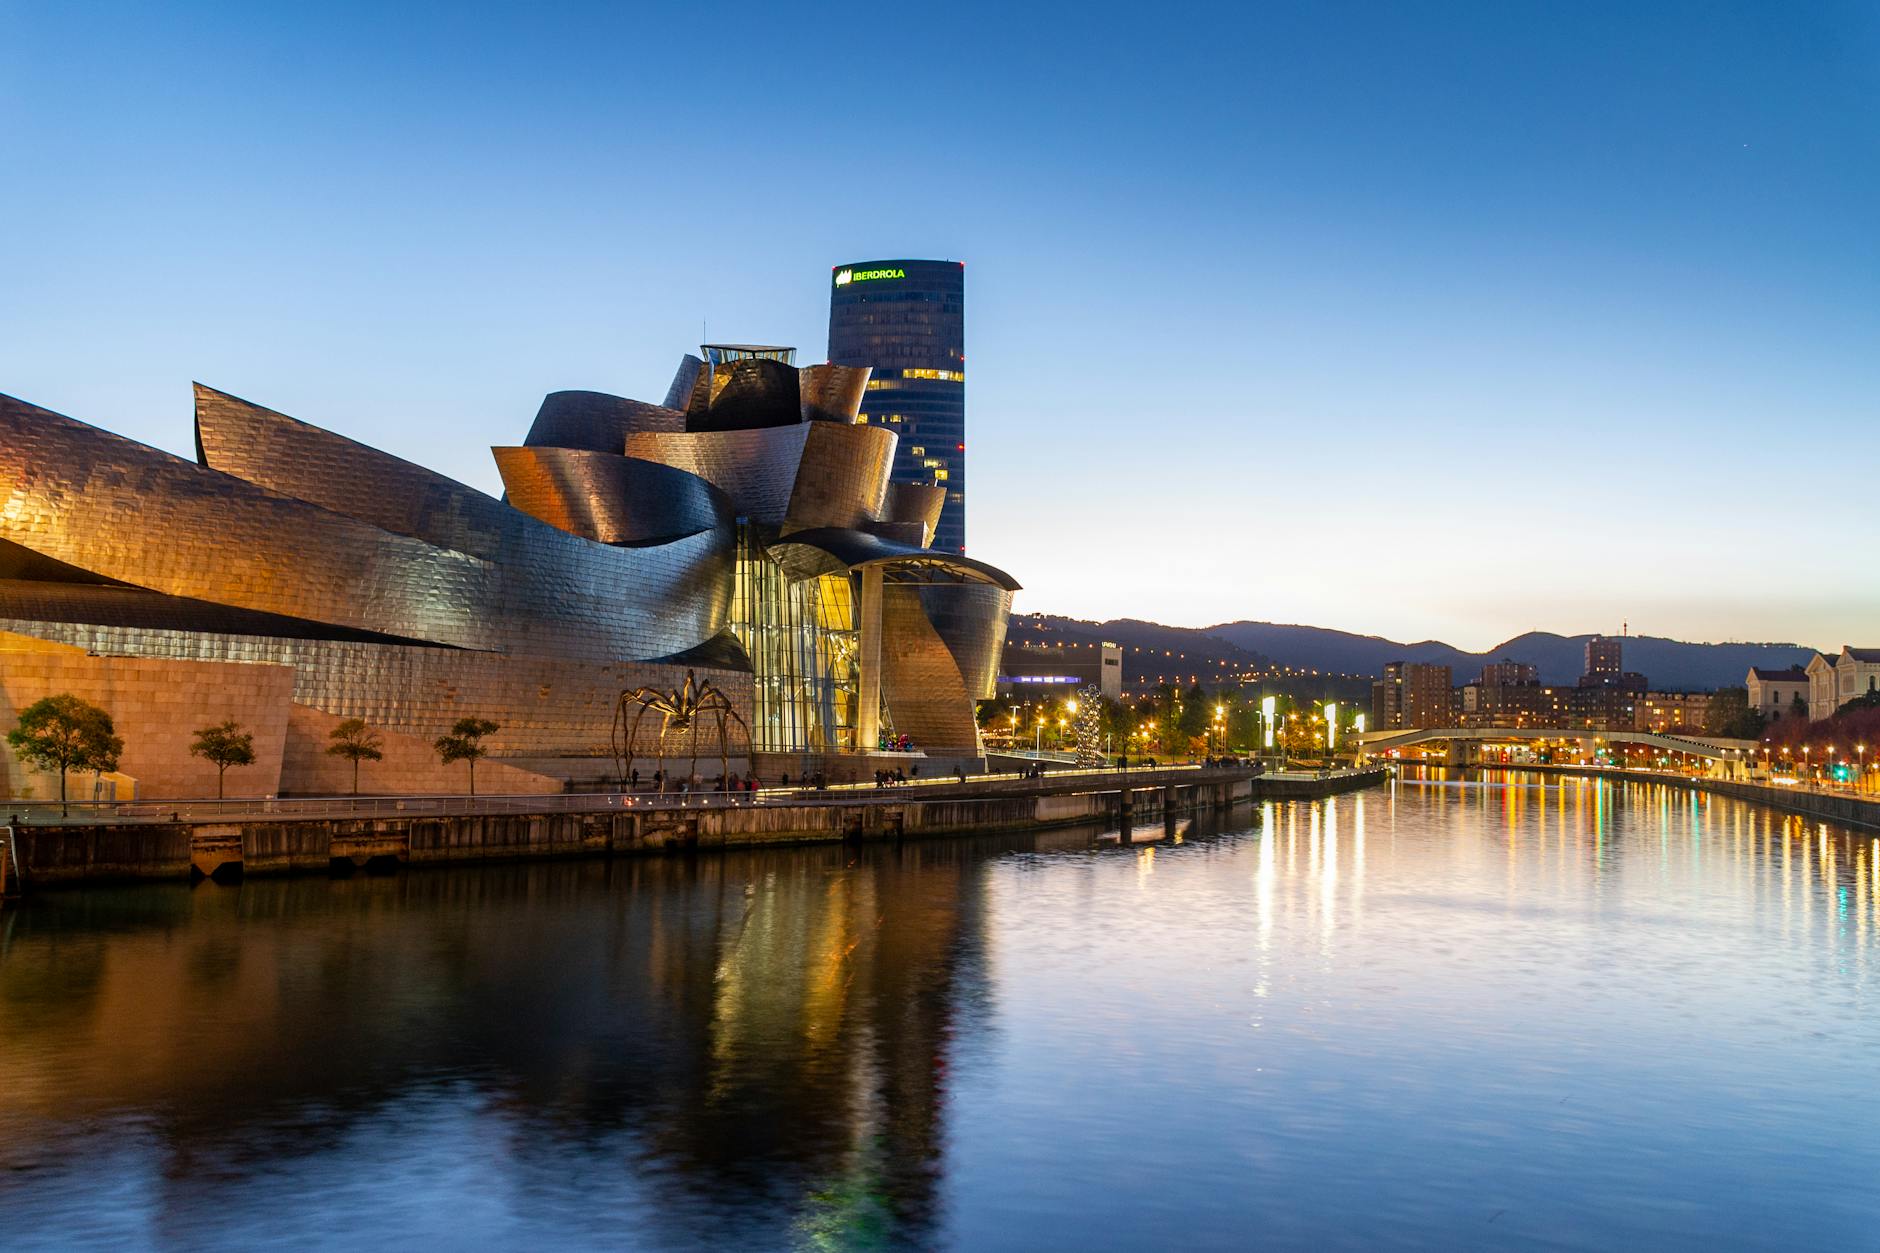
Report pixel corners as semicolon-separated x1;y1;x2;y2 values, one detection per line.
827;259;967;553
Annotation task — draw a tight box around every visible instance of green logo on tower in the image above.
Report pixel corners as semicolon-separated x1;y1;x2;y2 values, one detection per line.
835;267;905;287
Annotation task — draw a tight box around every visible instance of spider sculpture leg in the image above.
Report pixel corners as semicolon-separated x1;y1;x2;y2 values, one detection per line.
626;703;656;791
716;706;729;790
688;711;702;791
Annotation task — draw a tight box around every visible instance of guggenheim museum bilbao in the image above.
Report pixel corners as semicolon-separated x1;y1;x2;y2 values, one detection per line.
0;345;1016;797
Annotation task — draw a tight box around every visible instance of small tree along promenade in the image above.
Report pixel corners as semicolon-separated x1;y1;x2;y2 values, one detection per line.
326;719;384;795
189;720;256;799
435;718;500;795
7;694;124;816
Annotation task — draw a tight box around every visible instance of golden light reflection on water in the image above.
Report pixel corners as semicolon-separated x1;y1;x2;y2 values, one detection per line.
2;774;1879;1248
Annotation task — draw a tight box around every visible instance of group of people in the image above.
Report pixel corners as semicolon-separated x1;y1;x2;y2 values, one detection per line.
626;768;763;797
873;766;915;788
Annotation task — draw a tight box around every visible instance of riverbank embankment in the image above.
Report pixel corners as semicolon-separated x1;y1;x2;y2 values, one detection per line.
1460;763;1880;833
3;766;1387;888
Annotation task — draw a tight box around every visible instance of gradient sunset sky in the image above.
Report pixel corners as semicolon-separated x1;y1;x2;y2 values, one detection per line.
3;2;1874;651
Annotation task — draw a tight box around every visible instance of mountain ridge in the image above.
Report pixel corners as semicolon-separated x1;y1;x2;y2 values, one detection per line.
1015;612;1817;692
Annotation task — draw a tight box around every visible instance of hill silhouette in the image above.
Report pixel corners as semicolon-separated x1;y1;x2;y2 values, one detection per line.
1014;612;1816;692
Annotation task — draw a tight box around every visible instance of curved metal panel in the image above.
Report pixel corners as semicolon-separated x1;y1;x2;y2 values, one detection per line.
523;389;687;452
625;425;813;525
863;521;928;546
493;447;732;546
911;581;1012;702
0;578;449;646
3;391;731;664
690;357;802;432
194;382;508;558
799;363;871;424
884;482;946;548
663;355;705;412
879;584;981;752
784;423;895;534
764;527;1021;591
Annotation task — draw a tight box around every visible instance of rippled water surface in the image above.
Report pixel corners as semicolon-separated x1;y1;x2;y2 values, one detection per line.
4;770;1879;1250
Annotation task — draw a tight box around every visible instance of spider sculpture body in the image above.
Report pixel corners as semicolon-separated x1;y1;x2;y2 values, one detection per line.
612;670;750;792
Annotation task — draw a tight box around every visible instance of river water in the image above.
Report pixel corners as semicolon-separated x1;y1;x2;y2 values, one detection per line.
2;770;1877;1250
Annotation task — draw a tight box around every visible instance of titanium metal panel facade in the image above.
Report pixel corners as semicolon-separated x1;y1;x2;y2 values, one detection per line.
493;447;732;546
829;260;968;553
523;389;688;451
798;363;872;424
188;386;733;661
883;482;947;548
624;422;896;535
0;330;1015;779
879;583;980;752
689;357;804;432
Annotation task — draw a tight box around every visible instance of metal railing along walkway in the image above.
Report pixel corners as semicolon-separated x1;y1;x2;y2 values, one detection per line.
0;762;1265;826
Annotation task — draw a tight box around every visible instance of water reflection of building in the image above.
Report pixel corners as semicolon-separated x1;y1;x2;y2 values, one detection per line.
0;843;995;1247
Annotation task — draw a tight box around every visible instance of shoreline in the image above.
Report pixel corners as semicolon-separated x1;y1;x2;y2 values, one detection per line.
2;766;1388;891
1415;762;1880;834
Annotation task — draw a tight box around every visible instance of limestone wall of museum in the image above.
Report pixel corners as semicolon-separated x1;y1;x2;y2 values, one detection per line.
0;632;293;800
281;704;563;796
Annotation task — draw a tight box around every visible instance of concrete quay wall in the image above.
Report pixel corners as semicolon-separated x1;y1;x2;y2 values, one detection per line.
1465;763;1880;833
9;767;1389;887
7;772;1271;886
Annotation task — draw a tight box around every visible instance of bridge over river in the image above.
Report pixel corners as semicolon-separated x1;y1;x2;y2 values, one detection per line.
1352;726;1758;774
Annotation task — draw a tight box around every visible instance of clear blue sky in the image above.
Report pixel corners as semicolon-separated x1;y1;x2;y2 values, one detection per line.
3;2;1875;651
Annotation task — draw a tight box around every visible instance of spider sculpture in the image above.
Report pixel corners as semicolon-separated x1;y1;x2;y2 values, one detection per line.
612;669;750;792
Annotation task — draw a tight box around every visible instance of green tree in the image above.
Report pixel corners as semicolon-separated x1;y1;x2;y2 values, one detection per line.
1704;687;1765;740
1790;692;1811;721
326;718;384;795
434;717;500;795
7;694;124;816
1177;683;1211;755
1836;690;1880;716
1151;684;1180;757
1225;698;1259;754
189;720;255;799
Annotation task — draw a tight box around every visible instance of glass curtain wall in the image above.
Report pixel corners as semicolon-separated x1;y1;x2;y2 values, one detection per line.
730;523;859;753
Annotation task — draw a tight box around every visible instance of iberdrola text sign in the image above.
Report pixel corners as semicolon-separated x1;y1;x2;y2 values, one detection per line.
834;267;906;286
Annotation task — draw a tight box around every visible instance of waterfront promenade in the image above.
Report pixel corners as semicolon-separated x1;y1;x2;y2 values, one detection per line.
1;765;1388;889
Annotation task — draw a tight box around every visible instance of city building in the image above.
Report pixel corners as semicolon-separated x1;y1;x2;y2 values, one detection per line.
1634;692;1711;734
1807;652;1840;721
1372;661;1453;729
0;349;1017;797
1578;634;1646;692
1746;666;1809;723
828;260;968;553
997;640;1123;703
1458;682;1638;731
1806;646;1880;720
1584;635;1623;680
1480;660;1539;687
